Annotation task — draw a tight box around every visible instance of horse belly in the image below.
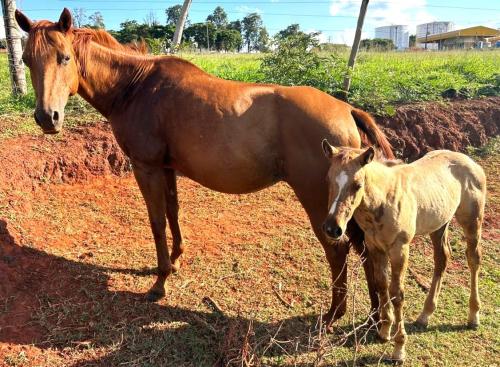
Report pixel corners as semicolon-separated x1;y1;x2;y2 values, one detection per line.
414;186;460;235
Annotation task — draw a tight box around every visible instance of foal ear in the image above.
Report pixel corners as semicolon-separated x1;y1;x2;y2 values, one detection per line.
58;8;73;33
15;10;33;33
360;147;375;166
322;139;338;159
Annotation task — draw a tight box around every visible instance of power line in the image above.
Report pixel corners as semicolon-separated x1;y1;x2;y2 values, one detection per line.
56;0;500;12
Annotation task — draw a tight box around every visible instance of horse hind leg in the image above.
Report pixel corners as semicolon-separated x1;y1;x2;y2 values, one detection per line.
416;222;451;327
456;202;483;328
165;169;184;272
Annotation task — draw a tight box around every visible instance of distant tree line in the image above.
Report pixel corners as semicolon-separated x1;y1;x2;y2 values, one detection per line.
82;5;269;53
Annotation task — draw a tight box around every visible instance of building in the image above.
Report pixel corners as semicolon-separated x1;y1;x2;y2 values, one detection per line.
375;25;409;50
416;22;454;48
416;26;500;50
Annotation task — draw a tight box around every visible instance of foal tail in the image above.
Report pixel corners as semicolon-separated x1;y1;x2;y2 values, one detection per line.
351;108;395;159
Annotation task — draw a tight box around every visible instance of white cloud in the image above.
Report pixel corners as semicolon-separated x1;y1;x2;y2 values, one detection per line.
330;0;436;34
236;5;263;14
332;28;369;45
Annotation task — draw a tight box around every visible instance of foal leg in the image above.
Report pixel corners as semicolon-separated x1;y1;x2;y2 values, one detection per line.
371;248;393;342
416;223;451;327
132;162;172;301
389;243;410;363
462;218;482;328
164;168;184;272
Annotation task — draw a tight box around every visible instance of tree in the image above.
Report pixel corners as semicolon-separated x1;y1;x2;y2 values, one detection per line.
184;22;216;50
360;38;395;51
242;12;263;52
215;28;242;52
277;23;302;39
409;34;416;48
144;11;159;27
86;11;105;29
72;7;87;28
228;20;242;33
2;0;26;95
275;24;318;50
172;0;192;48
206;6;228;28
165;5;183;26
256;27;269;52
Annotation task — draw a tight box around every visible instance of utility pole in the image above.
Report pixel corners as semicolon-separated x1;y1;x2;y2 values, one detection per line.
1;0;27;95
172;0;192;51
341;0;369;101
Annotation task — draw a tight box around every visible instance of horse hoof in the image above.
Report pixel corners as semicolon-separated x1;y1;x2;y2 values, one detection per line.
146;288;165;302
467;321;480;330
415;315;429;329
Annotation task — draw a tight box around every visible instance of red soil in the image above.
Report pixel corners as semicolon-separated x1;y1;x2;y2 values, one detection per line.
0;99;498;364
377;97;500;160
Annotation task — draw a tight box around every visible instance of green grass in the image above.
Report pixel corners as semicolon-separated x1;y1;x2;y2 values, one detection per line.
1;50;499;136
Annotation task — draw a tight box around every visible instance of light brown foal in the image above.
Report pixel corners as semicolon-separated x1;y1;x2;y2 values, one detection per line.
321;142;486;363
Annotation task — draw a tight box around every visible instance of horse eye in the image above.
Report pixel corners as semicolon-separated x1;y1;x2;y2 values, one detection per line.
60;54;71;65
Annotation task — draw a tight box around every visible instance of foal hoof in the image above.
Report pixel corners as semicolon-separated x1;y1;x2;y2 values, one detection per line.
146;288;165;302
171;259;181;273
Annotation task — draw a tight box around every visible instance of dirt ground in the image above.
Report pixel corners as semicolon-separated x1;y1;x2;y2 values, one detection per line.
378;96;500;159
0;100;499;366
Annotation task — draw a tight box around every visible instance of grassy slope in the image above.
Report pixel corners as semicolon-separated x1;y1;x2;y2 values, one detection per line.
1;50;499;136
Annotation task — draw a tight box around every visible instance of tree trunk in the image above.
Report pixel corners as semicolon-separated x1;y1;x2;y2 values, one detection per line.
341;0;369;101
1;0;27;95
172;0;192;51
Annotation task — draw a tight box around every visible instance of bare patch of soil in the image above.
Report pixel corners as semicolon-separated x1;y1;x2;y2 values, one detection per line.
377;97;500;160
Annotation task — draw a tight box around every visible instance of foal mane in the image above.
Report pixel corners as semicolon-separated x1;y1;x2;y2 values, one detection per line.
337;147;403;167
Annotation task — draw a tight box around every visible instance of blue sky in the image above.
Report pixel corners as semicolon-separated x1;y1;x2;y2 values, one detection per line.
4;0;500;44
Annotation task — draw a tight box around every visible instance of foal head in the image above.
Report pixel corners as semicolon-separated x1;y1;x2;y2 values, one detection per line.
15;8;79;134
321;140;375;240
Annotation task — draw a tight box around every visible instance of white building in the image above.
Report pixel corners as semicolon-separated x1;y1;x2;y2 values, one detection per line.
375;25;409;50
416;21;454;41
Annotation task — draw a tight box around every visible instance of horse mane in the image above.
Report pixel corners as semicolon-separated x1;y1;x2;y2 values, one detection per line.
336;147;403;167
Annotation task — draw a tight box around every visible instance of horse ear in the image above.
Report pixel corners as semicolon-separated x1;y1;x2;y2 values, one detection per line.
15;10;33;33
360;146;375;166
58;8;73;33
322;139;338;159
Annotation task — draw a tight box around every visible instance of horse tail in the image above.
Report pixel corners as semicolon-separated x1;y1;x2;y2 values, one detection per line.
351;108;395;159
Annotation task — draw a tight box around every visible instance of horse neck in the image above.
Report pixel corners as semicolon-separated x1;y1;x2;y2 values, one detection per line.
359;162;397;211
75;42;154;117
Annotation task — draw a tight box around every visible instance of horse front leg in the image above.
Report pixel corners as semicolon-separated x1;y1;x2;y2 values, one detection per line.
132;161;171;301
346;219;380;323
322;240;349;326
164;168;184;272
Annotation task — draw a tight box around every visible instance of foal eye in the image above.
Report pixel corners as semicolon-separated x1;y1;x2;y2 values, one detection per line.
352;182;362;191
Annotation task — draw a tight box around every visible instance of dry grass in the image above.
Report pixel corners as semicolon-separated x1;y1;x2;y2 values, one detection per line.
0;146;498;366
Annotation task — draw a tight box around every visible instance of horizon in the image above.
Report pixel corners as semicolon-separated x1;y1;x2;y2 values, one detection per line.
2;0;499;45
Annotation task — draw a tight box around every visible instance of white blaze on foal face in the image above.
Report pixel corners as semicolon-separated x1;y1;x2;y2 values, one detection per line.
329;170;348;215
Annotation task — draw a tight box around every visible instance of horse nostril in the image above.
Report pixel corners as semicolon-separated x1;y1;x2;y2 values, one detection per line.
333;226;342;238
52;111;59;121
34;112;41;126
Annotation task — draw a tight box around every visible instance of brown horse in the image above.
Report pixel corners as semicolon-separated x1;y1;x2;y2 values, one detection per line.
15;8;394;325
321;143;486;362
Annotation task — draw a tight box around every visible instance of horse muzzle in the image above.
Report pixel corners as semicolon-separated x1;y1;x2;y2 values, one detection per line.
34;108;63;134
322;220;344;240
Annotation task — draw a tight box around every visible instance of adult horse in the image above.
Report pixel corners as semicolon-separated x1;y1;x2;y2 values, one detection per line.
15;8;394;325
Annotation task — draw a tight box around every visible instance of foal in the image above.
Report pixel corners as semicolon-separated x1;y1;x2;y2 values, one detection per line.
321;141;486;363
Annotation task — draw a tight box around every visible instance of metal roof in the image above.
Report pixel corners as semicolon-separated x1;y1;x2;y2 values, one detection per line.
416;26;499;43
